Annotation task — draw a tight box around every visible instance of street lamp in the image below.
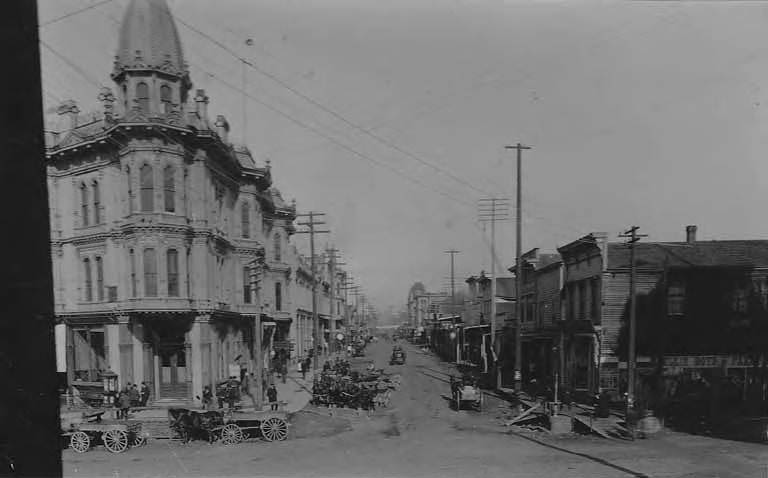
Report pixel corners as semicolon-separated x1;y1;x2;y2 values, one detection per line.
100;369;118;408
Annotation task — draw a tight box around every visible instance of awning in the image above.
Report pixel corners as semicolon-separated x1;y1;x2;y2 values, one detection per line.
463;325;490;331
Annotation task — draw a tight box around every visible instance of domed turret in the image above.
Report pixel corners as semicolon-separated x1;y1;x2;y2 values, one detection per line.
111;0;192;117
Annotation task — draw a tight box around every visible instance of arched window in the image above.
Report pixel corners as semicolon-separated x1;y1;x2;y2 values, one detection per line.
92;181;101;224
160;84;172;114
241;202;250;238
275;282;282;311
167;249;179;297
274;233;281;262
83;258;92;301
80;183;89;227
163;166;175;213
136;82;149;113
143;248;157;297
129;249;137;298
140;164;153;212
95;256;104;301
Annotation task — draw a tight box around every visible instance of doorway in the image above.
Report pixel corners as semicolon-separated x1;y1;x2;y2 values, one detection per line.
158;340;188;399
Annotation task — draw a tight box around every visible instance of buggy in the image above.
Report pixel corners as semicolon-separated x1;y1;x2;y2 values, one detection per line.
450;376;483;411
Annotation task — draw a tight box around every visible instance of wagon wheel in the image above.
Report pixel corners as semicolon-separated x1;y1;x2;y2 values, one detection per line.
260;417;288;442
69;431;90;453
220;424;243;445
132;434;147;447
103;430;128;453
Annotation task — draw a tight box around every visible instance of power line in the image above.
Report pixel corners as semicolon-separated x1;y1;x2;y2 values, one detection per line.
39;0;117;27
172;14;495;198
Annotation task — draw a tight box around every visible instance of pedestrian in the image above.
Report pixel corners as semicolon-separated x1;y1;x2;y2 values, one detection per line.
140;382;150;406
267;384;278;411
202;385;213;410
298;359;305;380
118;386;131;419
129;383;140;407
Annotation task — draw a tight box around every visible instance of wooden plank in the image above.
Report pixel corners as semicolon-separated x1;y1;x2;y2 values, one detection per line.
507;403;542;426
570;413;612;439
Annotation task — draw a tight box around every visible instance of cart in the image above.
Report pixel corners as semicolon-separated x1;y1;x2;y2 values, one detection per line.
450;376;483;411
67;415;146;453
217;409;290;445
389;348;406;365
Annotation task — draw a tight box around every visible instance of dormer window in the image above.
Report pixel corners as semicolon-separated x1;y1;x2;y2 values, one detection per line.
136;82;149;113
161;84;172;114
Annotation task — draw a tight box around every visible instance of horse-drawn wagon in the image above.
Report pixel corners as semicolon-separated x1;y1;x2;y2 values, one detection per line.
65;411;146;453
168;408;289;445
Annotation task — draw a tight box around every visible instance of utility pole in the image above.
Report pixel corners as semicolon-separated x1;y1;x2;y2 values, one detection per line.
506;142;531;392
619;226;646;435
250;255;265;408
295;212;329;371
444;250;460;315
479;198;510;389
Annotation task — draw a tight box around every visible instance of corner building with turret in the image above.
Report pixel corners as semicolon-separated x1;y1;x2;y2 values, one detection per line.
46;0;296;405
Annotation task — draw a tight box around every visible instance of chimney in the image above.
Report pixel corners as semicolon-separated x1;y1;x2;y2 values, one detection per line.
57;100;80;131
214;115;230;143
686;225;697;244
194;89;209;128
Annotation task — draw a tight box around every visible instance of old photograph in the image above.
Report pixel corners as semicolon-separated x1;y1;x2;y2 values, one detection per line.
4;0;768;476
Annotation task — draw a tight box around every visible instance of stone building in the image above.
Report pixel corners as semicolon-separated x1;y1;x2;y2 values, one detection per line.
46;0;296;405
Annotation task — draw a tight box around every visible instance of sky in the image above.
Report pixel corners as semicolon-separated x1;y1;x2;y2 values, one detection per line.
38;0;768;317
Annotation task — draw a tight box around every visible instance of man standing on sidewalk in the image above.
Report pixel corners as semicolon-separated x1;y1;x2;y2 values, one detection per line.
267;384;278;411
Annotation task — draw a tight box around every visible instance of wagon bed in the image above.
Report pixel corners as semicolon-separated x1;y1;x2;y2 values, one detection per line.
66;419;146;453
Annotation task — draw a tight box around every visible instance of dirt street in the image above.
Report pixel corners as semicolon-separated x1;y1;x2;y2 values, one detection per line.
63;340;768;478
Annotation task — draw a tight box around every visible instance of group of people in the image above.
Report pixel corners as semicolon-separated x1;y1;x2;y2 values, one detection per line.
115;382;150;419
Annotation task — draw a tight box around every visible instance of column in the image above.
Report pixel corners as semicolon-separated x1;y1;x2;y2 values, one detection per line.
106;323;121;387
132;321;144;386
190;320;203;406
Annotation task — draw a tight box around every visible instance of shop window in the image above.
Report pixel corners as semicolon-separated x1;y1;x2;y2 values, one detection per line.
72;327;106;382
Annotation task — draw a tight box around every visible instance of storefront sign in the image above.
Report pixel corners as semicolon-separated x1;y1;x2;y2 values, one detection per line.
664;355;752;369
273;340;295;350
